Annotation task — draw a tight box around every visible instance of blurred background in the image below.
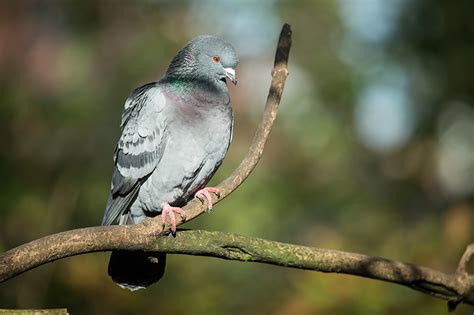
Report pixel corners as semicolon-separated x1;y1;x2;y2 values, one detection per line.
0;0;473;314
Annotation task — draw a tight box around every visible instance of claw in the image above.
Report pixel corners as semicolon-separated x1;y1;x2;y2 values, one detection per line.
161;203;186;233
195;187;221;212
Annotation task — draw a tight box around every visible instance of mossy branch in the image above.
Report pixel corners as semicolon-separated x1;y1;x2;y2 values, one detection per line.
156;230;474;309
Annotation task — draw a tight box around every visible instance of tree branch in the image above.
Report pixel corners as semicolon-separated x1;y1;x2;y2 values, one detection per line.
156;230;474;307
0;24;472;311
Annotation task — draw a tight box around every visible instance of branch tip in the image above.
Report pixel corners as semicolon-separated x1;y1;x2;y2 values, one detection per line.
456;243;474;275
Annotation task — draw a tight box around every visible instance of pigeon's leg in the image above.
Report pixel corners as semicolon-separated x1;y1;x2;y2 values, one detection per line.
194;187;221;212
161;203;186;233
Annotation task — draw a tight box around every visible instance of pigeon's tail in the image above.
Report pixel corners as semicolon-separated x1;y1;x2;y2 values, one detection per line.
107;212;166;291
108;250;166;291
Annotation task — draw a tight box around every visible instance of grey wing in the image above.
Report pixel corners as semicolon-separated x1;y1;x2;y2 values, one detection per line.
102;82;168;225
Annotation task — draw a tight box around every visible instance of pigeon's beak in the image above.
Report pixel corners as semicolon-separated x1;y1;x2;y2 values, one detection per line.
224;67;237;85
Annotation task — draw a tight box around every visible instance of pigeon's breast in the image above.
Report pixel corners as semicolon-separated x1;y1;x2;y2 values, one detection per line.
135;95;233;214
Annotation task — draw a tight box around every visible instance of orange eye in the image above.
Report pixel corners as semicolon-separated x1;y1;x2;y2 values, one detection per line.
212;56;221;62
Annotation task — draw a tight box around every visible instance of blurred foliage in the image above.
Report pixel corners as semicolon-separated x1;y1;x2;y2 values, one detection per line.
0;1;473;314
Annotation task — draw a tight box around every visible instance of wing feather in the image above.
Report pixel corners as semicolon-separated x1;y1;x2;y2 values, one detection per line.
102;82;167;225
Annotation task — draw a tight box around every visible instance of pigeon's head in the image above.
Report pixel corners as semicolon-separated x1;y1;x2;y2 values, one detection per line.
165;35;239;87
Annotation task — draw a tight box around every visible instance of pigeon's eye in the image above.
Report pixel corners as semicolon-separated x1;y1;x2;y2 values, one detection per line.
212;56;221;62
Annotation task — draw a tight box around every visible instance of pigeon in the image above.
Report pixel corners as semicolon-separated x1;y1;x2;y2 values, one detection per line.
101;35;239;290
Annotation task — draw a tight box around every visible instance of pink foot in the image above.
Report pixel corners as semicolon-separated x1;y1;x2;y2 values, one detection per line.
161;203;186;233
194;187;221;212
